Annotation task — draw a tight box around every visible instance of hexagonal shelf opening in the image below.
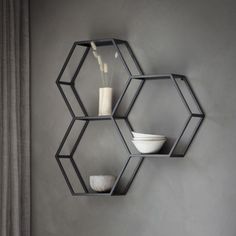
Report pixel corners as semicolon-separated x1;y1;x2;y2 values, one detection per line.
56;118;144;196
56;39;143;119
114;74;204;158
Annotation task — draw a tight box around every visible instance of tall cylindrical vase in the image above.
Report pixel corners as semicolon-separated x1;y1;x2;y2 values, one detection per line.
99;87;113;116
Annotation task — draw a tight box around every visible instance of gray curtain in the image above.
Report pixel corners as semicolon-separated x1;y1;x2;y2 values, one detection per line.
0;0;30;235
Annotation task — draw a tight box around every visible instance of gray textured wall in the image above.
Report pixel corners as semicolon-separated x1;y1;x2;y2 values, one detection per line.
31;0;236;235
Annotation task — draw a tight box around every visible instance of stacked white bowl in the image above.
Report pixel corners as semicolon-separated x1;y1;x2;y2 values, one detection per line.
131;132;167;154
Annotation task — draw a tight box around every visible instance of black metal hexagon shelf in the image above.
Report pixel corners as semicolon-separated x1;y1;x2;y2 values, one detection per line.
55;38;205;196
114;74;205;158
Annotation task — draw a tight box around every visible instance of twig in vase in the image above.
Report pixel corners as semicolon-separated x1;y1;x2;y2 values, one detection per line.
109;51;119;87
91;41;97;51
104;63;108;87
98;57;105;86
90;41;119;87
91;41;106;87
92;51;98;59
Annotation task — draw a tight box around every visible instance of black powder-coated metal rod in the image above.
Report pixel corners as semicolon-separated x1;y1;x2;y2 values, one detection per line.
169;115;192;157
112;39;132;76
131;74;184;80
110;157;132;195
70;158;88;193
58;81;72;85
76;116;126;121
71;84;88;116
183;77;205;115
56;83;75;118
73;193;123;196
75;115;112;121
183;117;204;156
123;157;144;194
56;42;77;83
171;154;184;158
114;117;126;119
120;42;145;118
125;79;145;117
124;41;144;75
112;78;132;116
192;113;204;117
56;155;71;159
124;118;133;133
55;119;75;156
76;38;125;47
114;39;127;44
122;41;146;118
56;157;75;195
170;74;192;115
171;74;185;78
71;47;90;84
111;117;131;154
75;116;125;121
130;153;170;158
70;121;89;156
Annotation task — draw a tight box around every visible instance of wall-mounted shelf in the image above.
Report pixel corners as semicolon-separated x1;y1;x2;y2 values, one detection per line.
115;73;205;158
55;38;204;196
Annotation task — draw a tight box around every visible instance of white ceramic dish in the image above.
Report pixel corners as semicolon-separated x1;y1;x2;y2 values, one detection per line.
89;175;116;192
132;139;166;154
132;131;165;139
132;137;166;141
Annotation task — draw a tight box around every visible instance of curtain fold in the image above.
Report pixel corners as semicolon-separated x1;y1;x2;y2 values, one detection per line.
0;0;30;235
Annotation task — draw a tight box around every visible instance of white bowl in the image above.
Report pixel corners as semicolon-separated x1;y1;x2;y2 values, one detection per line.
132;139;166;154
89;175;116;192
132;131;165;139
132;137;166;141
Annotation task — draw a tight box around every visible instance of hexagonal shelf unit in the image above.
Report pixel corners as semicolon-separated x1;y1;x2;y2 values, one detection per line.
115;74;205;158
55;38;205;196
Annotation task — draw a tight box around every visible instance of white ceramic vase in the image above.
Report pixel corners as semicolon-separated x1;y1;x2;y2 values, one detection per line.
98;87;113;116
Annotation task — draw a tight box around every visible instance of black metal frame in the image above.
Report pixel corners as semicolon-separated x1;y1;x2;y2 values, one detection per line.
116;74;205;158
55;38;205;196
